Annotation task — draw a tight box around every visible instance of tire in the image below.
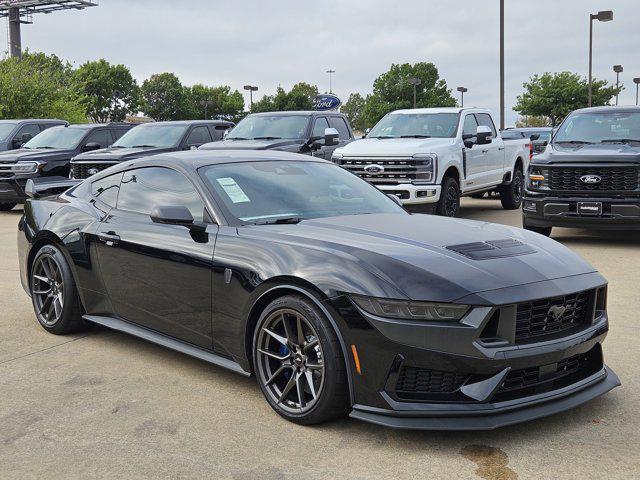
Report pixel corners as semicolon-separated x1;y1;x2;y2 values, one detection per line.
405;203;436;215
253;294;350;425
0;203;16;211
435;176;460;217
499;168;524;210
523;216;552;237
30;244;89;335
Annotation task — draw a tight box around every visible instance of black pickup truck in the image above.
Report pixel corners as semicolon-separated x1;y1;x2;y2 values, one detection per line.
70;120;234;179
0;123;134;210
523;106;640;236
199;111;354;159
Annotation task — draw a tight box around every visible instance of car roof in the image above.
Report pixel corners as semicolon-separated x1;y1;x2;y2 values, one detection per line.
249;111;342;117
388;107;490;115
509;127;553;131
570;106;640;114
135;120;234;126
0;119;66;124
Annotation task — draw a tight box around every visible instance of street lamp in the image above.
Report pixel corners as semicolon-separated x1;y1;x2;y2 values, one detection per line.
199;100;214;119
588;10;614;107
613;65;623;105
243;85;259;109
326;69;335;94
457;86;468;107
634;78;640;106
408;77;421;108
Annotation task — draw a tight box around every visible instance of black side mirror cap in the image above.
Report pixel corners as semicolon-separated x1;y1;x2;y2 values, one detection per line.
150;205;207;232
81;142;102;152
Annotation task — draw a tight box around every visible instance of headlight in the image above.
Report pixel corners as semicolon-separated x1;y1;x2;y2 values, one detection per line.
12;162;41;174
412;153;436;184
332;152;343;161
527;166;547;190
351;295;469;322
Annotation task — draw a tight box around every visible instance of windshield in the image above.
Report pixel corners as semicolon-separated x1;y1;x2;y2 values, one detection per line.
0;123;17;142
22;126;86;149
554;112;640;144
113;124;188;148
368;113;459;138
200;161;404;223
227;115;310;140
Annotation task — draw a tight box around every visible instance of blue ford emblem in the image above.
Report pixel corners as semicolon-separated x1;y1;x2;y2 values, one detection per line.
364;164;385;175
580;175;601;184
88;168;100;176
314;94;341;111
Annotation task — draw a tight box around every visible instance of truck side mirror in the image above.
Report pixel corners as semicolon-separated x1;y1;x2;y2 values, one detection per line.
324;127;339;147
476;126;493;145
82;142;102;152
530;134;540;141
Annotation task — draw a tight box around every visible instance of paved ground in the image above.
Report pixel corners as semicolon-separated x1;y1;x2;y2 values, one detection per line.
1;199;638;480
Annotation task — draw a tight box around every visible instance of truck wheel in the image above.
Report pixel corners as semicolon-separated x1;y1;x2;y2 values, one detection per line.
0;203;16;211
523;216;552;237
435;177;460;217
499;168;524;210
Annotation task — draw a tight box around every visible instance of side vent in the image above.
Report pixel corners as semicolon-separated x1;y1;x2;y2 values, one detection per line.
446;238;536;260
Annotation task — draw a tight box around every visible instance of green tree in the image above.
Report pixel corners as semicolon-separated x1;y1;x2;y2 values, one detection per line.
515;115;552;128
0;51;86;122
140;73;191;121
362;62;457;127
251;82;319;113
74;59;139;123
514;72;620;126
341;93;367;132
189;84;245;122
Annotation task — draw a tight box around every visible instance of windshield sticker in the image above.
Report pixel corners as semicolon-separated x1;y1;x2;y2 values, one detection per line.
216;177;250;203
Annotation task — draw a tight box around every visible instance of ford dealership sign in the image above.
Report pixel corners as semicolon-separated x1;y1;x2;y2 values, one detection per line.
314;94;341;111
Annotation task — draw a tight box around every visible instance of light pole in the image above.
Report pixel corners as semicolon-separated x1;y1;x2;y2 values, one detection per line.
457;86;468;107
634;78;640;106
326;70;335;94
613;65;623;105
588;10;614;107
409;77;421;108
200;100;214;119
243;85;258;109
499;0;504;130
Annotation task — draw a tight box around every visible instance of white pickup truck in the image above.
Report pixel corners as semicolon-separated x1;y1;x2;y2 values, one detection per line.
331;107;531;216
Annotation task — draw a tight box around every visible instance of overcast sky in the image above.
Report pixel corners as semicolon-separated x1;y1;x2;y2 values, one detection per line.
3;0;639;125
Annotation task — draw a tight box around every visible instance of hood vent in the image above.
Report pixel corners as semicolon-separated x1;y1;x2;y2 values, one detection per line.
446;239;536;260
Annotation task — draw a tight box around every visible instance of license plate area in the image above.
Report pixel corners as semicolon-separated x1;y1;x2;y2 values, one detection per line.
577;201;602;216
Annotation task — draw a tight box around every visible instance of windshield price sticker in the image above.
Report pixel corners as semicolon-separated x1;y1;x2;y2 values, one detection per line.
216;177;250;203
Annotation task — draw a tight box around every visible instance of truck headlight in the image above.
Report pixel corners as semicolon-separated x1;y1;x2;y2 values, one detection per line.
412;153;436;184
331;152;343;162
12;162;42;174
527;166;547;190
351;295;469;322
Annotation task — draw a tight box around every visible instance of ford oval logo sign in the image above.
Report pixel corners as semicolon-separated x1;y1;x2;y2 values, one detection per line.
364;164;385;175
88;168;100;176
314;94;341;111
580;175;602;184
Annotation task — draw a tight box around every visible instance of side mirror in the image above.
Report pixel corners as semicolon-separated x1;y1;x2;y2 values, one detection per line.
188;144;201;150
150;205;206;232
476;125;493;145
530;134;540;141
82;142;102;152
387;193;404;207
324;127;339;147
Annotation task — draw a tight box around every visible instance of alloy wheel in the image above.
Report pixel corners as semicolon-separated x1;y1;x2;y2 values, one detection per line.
513;175;523;203
445;185;459;217
32;254;64;326
255;308;325;414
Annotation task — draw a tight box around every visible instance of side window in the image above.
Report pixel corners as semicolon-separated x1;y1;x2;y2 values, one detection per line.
91;172;123;208
112;128;130;142
15;123;41;140
185;126;213;147
209;124;230;141
329;117;351;140
117;167;206;222
39;124;59;132
84;129;113;148
312;117;330;138
462;115;479;137
475;113;497;138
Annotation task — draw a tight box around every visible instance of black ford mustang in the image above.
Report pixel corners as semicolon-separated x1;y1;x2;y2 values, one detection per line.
17;150;619;430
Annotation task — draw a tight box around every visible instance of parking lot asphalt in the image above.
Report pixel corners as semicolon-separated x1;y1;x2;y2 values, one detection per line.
1;199;638;480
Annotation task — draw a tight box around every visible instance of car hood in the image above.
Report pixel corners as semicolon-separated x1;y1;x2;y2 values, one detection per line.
0;148;74;163
335;137;457;156
72;146;174;162
200;139;304;151
241;213;596;302
534;143;640;165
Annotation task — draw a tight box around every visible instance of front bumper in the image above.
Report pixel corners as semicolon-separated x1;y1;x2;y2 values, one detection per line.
377;183;441;205
523;190;640;230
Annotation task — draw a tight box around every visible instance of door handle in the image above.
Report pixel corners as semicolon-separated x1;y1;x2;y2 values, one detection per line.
498;147;505;151
481;149;489;153
98;231;120;246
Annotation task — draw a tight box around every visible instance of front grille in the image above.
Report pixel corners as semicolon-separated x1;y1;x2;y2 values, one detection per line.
71;162;115;179
338;157;432;184
493;345;603;402
395;366;469;400
547;166;638;192
515;290;594;343
0;164;15;178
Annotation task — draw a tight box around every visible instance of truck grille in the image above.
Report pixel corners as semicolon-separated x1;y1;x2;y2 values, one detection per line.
71;162;115;179
547;166;638;192
0;163;15;179
337;157;432;184
515;290;594;344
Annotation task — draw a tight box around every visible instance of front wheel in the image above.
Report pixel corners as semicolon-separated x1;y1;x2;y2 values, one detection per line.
435;176;460;217
499;168;524;210
523;216;552;237
0;203;16;211
253;294;350;425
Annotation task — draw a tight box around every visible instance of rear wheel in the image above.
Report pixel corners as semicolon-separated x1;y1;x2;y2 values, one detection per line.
499;168;524;210
435;176;460;217
30;244;88;334
523;216;552;237
253;294;349;425
0;203;16;211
